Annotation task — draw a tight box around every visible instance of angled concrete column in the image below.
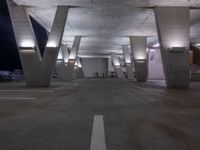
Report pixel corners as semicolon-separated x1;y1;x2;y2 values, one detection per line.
154;7;190;88
7;0;69;87
122;45;135;79
110;52;125;78
73;62;80;79
77;57;85;78
73;57;84;79
130;36;148;82
56;44;69;81
65;36;82;81
61;44;69;64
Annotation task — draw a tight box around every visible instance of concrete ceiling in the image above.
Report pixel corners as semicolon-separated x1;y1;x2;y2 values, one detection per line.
13;0;200;57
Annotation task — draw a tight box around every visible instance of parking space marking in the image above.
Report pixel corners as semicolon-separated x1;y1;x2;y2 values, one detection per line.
0;97;37;100
0;90;54;93
90;115;106;150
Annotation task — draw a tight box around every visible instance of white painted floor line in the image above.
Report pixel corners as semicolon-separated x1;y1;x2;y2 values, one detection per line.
0;90;54;93
0;97;37;100
90;115;107;150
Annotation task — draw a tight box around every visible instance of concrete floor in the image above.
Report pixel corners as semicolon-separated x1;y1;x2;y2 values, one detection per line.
0;79;199;150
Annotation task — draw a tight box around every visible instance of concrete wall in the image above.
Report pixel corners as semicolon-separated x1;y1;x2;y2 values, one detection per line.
148;49;165;80
82;58;108;78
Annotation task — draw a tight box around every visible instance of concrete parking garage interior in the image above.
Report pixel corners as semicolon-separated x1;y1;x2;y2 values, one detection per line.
0;0;200;150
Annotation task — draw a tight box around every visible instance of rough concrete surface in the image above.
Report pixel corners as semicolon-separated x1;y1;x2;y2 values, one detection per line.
0;79;199;150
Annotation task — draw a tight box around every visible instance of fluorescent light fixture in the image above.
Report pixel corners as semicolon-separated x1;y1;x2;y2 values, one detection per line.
69;55;75;59
149;49;156;52
69;52;77;60
115;64;121;69
46;41;57;47
125;60;131;64
170;47;185;53
64;58;69;63
20;49;35;53
112;58;120;66
125;57;131;64
78;64;82;68
196;43;200;46
135;54;146;60
152;43;160;48
56;59;63;63
21;40;35;47
136;59;146;63
114;62;120;66
169;42;184;48
68;59;75;63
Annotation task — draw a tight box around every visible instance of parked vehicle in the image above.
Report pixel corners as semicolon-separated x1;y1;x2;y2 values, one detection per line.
0;71;14;82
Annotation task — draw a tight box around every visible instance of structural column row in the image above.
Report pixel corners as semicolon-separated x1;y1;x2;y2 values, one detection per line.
7;0;190;88
127;7;190;88
7;0;69;87
7;0;84;86
56;36;83;82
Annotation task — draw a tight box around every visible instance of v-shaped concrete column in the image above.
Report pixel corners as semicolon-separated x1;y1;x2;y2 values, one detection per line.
122;45;135;79
78;58;85;78
130;36;148;82
154;7;190;88
56;44;69;81
61;44;69;64
65;36;82;81
77;57;85;78
110;52;125;78
74;57;84;79
7;0;69;87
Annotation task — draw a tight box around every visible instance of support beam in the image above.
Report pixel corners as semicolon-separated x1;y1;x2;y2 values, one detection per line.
7;0;69;87
154;7;190;88
122;45;135;79
110;52;125;78
130;36;148;82
65;36;82;81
